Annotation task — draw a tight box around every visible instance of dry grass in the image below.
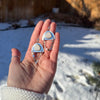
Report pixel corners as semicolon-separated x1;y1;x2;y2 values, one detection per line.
66;0;100;20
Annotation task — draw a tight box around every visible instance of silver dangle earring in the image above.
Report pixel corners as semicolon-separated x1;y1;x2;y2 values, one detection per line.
31;43;44;64
42;31;55;51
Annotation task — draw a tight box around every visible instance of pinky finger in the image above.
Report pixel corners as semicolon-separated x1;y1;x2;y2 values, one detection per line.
50;32;60;62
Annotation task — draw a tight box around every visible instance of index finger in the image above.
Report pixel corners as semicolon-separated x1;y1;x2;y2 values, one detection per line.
28;21;44;51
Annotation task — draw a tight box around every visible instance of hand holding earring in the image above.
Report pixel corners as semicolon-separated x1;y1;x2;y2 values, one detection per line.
7;19;60;94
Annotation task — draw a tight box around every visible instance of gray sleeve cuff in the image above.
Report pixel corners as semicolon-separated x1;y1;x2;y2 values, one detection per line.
1;86;53;100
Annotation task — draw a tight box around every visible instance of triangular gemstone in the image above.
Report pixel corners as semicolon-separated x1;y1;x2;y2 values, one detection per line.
42;31;55;40
31;43;44;53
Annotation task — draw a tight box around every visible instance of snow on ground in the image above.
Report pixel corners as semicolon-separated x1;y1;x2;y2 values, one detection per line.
0;18;100;100
0;23;11;30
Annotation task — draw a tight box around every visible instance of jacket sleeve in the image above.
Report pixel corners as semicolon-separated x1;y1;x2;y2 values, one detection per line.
0;86;53;100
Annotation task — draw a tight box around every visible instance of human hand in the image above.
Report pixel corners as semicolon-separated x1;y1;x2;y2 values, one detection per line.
7;19;60;94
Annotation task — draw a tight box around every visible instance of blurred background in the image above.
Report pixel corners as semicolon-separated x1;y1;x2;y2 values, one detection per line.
0;0;100;29
0;1;100;100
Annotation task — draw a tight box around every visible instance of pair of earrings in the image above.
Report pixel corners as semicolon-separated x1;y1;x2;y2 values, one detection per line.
31;31;55;64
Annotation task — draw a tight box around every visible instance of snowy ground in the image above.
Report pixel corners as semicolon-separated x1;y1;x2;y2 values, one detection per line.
0;18;100;100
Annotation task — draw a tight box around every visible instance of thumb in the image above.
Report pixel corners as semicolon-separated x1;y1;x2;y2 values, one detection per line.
11;48;21;63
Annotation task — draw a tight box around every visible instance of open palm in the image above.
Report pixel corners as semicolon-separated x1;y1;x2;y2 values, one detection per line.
7;19;60;94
